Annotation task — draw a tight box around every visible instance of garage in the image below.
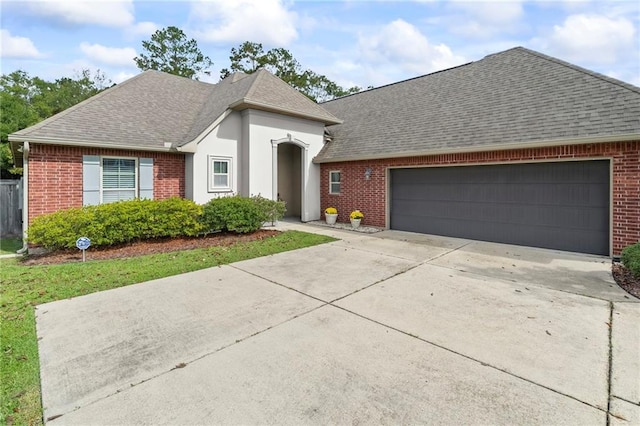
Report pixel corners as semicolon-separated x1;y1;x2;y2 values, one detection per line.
390;160;610;255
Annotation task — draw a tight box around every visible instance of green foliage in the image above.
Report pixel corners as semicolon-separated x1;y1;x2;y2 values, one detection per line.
621;242;640;278
1;69;109;177
134;26;213;79
220;41;362;102
201;196;265;234
252;195;286;224
27;198;204;250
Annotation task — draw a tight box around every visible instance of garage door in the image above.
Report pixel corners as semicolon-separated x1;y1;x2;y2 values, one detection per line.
390;161;610;255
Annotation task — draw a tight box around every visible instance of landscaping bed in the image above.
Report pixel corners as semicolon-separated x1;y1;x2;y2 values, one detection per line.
22;229;279;266
612;263;640;299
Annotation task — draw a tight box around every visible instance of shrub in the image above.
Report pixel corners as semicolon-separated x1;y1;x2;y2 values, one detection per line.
201;196;265;234
252;195;286;225
621;242;640;278
28;198;204;250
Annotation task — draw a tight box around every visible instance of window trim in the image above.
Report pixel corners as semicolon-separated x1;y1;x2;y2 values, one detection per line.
329;170;341;194
208;156;232;192
100;156;138;203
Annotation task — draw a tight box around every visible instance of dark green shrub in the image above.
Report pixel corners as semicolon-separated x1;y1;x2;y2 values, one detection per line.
201;196;264;234
28;198;204;250
621;242;640;278
252;195;286;225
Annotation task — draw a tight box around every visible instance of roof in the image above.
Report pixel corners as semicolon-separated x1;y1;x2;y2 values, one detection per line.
10;68;341;158
315;47;640;163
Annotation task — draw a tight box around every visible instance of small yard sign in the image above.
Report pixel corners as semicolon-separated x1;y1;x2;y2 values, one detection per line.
76;237;91;262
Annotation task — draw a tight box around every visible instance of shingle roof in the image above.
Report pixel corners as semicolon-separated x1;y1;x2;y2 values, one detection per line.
315;47;640;163
10;69;340;152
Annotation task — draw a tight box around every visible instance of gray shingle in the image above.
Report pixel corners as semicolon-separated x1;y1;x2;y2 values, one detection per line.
316;47;640;163
10;69;340;150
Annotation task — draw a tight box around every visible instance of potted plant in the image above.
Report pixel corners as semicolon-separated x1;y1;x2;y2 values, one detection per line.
325;207;338;225
350;210;364;229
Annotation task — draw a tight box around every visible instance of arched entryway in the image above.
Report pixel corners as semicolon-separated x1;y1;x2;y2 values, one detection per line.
271;134;308;221
277;143;302;217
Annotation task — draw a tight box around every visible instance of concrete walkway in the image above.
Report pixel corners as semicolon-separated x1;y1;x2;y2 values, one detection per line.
36;223;639;425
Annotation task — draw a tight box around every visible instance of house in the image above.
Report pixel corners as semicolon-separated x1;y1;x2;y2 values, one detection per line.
10;47;640;257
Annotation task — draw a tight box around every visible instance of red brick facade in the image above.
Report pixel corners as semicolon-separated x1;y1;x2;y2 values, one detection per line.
320;141;640;255
28;144;185;225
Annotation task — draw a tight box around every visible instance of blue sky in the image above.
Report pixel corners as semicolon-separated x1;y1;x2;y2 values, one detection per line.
1;0;639;89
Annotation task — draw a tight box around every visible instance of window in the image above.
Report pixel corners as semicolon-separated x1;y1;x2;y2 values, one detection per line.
102;157;137;202
209;156;232;192
329;171;341;194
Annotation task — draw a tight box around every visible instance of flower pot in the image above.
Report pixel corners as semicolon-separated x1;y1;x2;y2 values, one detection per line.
325;213;338;225
350;218;361;229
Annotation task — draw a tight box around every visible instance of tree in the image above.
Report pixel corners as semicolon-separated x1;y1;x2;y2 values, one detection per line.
220;41;362;102
0;69;110;177
134;26;213;80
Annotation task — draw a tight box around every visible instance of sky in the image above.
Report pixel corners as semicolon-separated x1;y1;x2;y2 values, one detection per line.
1;0;639;90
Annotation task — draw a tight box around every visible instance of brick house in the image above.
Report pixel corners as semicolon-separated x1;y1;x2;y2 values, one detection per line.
10;47;640;256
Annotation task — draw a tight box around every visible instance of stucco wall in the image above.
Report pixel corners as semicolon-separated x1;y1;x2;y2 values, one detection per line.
189;111;241;204
241;109;325;221
27;144;185;225
320;141;640;256
188;110;325;221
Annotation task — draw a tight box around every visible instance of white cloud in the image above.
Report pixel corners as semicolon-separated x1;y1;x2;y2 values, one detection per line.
80;43;137;67
128;21;158;37
0;29;41;58
191;0;298;46
448;0;524;38
27;0;134;27
356;19;466;84
535;14;636;64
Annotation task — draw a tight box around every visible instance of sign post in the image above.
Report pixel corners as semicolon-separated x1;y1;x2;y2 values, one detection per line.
76;237;91;262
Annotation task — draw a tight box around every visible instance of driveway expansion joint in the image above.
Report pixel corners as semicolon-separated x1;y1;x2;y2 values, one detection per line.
606;302;614;426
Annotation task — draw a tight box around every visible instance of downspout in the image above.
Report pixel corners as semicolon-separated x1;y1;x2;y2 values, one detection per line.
17;141;29;254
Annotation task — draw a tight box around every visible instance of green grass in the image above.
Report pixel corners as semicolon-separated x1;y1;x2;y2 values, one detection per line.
0;238;22;255
0;230;335;425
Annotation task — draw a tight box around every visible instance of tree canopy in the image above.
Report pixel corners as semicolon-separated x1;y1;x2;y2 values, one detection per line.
134;26;213;80
0;69;109;178
220;42;362;102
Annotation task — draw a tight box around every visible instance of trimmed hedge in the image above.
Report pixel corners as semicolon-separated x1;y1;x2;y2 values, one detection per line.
28;198;204;250
202;196;261;234
201;195;286;234
621;242;640;278
28;195;287;250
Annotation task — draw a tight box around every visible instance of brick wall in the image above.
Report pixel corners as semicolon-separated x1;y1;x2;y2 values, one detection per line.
28;144;185;225
320;141;640;255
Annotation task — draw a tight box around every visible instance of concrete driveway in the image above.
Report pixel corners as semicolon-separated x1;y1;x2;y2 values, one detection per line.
36;223;640;425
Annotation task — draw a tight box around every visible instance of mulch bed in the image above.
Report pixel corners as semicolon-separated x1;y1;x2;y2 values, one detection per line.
20;230;280;266
612;263;640;299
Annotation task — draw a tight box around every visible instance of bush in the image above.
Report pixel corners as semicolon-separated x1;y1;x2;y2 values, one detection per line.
28;198;204;250
201;196;265;234
621;242;640;278
252;195;286;225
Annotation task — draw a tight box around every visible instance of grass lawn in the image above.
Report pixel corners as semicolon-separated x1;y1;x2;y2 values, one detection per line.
0;238;22;255
0;230;335;425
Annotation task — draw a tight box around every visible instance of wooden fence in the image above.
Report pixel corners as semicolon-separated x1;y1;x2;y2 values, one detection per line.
0;179;22;237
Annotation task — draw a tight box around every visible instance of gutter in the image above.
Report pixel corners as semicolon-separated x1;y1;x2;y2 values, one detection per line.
313;133;640;163
17;142;29;254
7;136;178;153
